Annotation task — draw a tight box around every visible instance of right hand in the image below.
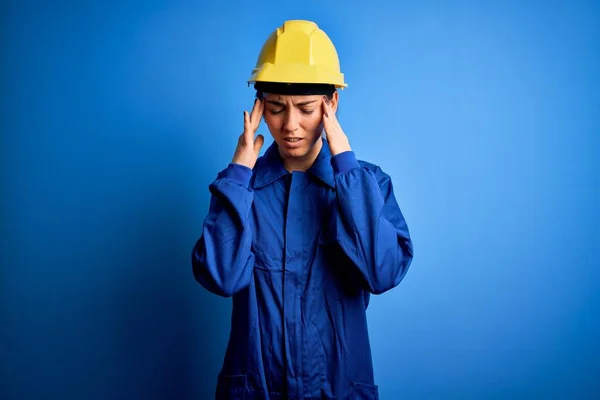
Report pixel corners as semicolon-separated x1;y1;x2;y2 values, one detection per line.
232;98;265;169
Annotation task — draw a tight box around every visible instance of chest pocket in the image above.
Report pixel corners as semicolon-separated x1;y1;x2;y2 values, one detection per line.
249;188;286;272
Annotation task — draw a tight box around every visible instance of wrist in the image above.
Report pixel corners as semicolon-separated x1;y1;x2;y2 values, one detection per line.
221;163;253;187
329;140;351;156
331;150;360;175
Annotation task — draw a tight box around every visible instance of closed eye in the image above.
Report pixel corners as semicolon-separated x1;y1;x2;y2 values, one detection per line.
268;108;314;115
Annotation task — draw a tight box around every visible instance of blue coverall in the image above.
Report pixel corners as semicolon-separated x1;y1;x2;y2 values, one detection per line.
192;138;414;400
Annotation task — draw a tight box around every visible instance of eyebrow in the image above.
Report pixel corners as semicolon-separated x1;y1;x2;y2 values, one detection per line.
266;100;317;107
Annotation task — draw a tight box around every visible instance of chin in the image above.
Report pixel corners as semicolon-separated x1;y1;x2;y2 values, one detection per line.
280;145;309;158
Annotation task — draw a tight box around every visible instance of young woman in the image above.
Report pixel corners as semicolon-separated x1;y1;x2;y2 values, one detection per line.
192;20;414;400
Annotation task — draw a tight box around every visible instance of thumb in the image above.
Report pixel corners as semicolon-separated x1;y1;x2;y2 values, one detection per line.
254;134;265;153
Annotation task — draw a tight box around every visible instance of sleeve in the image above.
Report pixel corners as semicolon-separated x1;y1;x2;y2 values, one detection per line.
191;163;255;298
331;151;414;295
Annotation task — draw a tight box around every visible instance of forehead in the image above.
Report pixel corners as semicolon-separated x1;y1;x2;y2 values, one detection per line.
263;93;321;104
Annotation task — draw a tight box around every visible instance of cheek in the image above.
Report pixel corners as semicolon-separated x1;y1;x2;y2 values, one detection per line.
302;115;323;135
263;115;282;133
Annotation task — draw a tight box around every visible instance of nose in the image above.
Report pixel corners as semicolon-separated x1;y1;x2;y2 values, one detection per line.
283;109;300;133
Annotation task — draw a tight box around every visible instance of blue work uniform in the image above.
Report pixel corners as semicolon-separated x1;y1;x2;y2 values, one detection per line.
192;138;414;400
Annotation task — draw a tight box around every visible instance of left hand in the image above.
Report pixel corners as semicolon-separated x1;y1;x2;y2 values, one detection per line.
322;96;352;156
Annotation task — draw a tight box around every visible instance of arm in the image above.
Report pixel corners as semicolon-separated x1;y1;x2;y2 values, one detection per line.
191;164;255;298
192;98;265;297
332;151;414;295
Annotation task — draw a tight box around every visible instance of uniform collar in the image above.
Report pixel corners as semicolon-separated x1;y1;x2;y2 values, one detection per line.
252;137;335;189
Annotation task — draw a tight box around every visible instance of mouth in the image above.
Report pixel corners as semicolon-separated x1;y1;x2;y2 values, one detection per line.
282;137;304;149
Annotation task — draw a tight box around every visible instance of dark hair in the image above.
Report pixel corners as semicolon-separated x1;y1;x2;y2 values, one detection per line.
254;82;340;118
254;82;336;99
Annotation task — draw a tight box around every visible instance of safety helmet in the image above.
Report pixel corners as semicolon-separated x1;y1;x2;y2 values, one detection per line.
247;20;347;89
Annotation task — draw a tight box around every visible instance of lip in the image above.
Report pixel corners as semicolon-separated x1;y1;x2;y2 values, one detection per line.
282;137;304;148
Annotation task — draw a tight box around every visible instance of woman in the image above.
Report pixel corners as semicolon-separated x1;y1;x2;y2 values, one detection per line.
192;20;414;400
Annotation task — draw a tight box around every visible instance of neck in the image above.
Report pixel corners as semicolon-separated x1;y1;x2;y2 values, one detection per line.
280;137;323;172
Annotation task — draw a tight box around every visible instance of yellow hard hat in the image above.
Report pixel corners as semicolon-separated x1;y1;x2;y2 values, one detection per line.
247;20;347;89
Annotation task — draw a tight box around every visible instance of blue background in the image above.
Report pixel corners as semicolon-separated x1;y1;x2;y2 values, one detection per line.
2;1;599;399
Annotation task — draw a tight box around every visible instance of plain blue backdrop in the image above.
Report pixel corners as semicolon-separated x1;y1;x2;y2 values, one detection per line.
2;1;599;399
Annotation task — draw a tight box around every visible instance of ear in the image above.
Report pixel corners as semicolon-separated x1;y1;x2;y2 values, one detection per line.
330;90;339;113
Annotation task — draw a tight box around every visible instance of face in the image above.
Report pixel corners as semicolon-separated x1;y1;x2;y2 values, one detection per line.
262;92;338;164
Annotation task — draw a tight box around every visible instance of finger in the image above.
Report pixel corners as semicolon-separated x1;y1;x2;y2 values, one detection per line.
254;134;265;154
322;96;342;131
323;96;334;115
321;97;332;131
249;98;261;127
243;111;252;140
252;99;264;132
